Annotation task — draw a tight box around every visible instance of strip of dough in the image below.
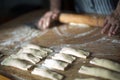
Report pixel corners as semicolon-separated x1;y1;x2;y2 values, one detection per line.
31;67;63;80
23;44;41;50
74;78;98;80
60;47;90;58
1;57;32;70
21;48;48;59
52;53;76;63
23;44;53;53
78;66;120;80
42;59;69;71
90;58;120;72
10;53;40;64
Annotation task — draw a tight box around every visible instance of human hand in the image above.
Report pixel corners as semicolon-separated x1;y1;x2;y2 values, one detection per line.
101;12;120;36
37;10;60;30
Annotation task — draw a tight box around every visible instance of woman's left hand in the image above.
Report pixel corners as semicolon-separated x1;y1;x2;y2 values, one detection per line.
101;11;120;36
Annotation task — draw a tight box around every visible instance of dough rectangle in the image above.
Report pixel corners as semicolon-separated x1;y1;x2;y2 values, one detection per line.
1;57;32;70
42;59;69;71
74;78;98;80
52;53;76;63
31;67;63;80
90;58;120;72
60;47;90;58
78;66;120;80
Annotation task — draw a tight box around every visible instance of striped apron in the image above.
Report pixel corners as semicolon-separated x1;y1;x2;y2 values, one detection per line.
75;0;118;15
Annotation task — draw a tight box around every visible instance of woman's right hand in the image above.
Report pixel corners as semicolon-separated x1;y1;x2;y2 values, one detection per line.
37;10;60;30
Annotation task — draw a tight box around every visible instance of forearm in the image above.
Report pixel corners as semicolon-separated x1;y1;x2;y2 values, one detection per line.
50;0;61;11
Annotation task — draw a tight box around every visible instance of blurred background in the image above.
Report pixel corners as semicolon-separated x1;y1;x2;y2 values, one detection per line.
0;0;49;24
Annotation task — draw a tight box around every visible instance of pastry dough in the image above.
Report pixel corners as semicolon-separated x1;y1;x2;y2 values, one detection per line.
1;57;32;70
42;59;69;71
23;44;41;50
52;53;76;63
74;78;98;80
21;48;48;59
10;53;40;64
90;58;120;72
78;66;120;80
60;47;90;58
23;44;53;53
31;67;63;80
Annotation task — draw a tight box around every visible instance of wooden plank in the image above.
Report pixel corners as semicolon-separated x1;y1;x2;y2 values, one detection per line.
0;74;10;80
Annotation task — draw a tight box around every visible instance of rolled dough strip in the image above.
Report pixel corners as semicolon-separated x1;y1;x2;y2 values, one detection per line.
21;48;48;59
42;48;53;53
90;58;120;72
52;53;76;63
60;47;90;58
74;78;98;80
31;67;63;80
42;59;69;71
1;57;32;70
23;44;53;53
23;44;41;50
10;53;40;64
78;66;120;80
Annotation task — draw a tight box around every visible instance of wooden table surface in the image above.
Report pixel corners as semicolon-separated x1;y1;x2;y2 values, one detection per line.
0;10;120;80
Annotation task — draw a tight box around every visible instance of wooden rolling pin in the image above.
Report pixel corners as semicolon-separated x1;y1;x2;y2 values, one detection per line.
59;13;105;27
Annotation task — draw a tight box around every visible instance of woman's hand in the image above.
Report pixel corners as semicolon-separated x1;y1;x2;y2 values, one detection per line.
37;10;60;30
101;11;120;36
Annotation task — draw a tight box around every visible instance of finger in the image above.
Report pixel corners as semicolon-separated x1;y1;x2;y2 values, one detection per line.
42;19;47;30
112;25;119;34
101;23;111;34
42;17;50;30
108;25;116;36
52;13;57;19
45;17;51;29
103;19;108;27
38;19;44;29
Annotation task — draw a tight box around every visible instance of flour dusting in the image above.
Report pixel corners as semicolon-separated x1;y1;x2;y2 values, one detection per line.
0;25;48;47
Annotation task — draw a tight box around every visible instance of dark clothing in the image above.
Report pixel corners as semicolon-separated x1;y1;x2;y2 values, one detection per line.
75;0;119;15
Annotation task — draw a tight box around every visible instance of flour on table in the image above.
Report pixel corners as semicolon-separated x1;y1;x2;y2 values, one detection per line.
0;26;48;48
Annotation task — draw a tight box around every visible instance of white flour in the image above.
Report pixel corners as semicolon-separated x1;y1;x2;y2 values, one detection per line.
74;28;98;38
0;25;48;48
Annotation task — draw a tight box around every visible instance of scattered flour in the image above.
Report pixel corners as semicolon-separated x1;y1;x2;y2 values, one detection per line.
74;28;98;38
0;25;48;48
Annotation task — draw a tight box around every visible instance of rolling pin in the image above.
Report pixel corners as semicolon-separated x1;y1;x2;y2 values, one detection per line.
59;13;105;27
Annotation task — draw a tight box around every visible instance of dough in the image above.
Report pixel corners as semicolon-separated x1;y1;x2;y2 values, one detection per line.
23;44;53;53
60;47;90;58
23;44;41;50
52;53;76;63
11;53;40;64
1;57;32;70
74;78;98;80
21;48;48;59
42;48;53;53
69;23;90;28
42;59;69;71
31;67;63;80
78;66;120;80
90;58;120;72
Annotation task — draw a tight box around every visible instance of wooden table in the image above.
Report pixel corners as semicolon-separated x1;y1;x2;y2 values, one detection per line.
0;10;120;80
